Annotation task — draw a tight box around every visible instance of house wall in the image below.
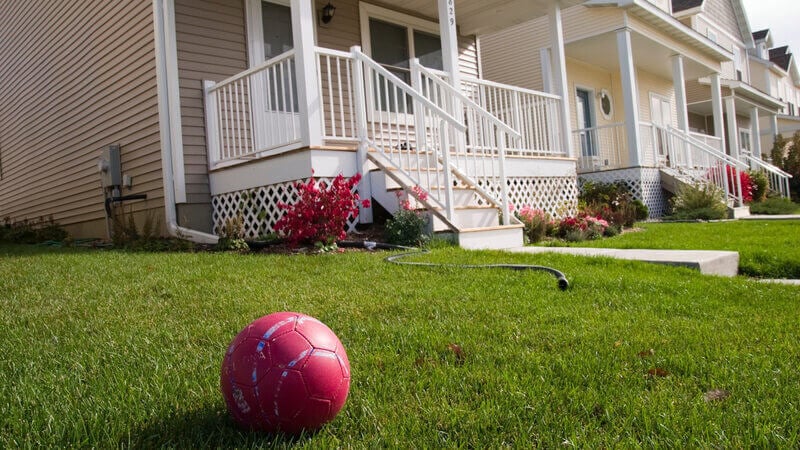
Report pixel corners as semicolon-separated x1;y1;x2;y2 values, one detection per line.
173;0;249;231
480;5;625;92
637;68;677;126
699;0;741;41
692;15;747;83
0;0;164;238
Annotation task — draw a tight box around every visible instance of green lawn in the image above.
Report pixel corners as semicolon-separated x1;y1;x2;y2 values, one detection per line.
1;244;799;447
545;220;800;278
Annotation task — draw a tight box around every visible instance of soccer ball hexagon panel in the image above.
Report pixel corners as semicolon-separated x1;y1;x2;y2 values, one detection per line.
220;312;350;434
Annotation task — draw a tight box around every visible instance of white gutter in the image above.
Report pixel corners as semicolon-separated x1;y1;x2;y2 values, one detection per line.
152;0;219;244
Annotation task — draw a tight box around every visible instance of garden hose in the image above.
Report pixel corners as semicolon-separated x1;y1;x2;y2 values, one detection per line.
337;240;569;291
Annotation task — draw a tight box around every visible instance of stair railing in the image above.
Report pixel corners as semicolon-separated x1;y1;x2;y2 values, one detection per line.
349;47;466;223
740;153;793;199
410;59;523;225
660;126;749;206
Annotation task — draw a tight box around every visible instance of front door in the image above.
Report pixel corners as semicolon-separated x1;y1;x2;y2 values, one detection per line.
258;0;300;150
576;88;596;157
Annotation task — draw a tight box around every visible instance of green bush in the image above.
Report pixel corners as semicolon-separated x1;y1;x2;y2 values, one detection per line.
748;170;769;203
668;183;727;220
0;216;68;244
385;209;428;246
579;181;647;227
749;197;800;215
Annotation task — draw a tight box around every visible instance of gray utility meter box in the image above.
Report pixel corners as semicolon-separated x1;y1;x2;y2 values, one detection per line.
99;144;122;188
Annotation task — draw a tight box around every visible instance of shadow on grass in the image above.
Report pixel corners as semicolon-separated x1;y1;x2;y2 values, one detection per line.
126;406;315;448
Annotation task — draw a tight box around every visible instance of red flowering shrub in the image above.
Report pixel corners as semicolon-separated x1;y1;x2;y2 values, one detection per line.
275;173;369;247
556;213;609;241
516;206;552;243
708;165;754;203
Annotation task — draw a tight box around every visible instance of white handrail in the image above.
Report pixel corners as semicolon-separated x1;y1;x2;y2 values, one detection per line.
461;75;562;100
412;61;521;138
207;50;296;93
352;49;466;132
741;153;793;199
741;154;792;178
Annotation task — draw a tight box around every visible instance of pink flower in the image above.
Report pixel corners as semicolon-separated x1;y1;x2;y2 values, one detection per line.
361;199;371;208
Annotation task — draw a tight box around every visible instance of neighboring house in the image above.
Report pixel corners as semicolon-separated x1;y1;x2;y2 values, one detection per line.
0;0;587;249
481;0;791;216
748;30;800;152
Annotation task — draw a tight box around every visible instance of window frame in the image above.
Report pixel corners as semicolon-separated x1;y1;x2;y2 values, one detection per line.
359;3;443;121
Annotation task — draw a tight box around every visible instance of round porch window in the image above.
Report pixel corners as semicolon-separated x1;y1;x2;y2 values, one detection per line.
599;89;613;120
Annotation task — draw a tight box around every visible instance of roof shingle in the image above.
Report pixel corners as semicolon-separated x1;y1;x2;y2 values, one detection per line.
770;46;792;71
672;0;704;13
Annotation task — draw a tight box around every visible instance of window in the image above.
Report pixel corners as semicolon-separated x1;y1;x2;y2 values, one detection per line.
361;3;443;112
739;128;751;154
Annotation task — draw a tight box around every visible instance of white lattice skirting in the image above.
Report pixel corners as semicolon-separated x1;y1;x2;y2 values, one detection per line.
477;176;579;218
212;178;359;239
579;168;667;218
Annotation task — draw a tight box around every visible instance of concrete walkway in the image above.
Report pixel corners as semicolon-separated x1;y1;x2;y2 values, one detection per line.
742;214;800;221
507;246;740;277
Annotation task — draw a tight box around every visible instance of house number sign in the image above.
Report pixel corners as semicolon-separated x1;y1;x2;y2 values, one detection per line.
447;0;455;26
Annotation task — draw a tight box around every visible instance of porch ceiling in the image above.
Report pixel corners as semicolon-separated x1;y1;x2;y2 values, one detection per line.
565;30;716;80
399;0;586;35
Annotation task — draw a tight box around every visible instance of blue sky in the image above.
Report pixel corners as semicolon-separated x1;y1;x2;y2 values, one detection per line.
741;0;800;51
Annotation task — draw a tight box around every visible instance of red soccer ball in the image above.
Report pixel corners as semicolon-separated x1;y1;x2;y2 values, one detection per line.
220;312;351;434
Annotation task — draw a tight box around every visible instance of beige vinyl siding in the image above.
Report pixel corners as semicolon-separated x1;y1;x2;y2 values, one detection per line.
0;0;163;237
480;5;625;91
174;0;248;209
701;0;741;41
480;17;547;90
637;68;676;126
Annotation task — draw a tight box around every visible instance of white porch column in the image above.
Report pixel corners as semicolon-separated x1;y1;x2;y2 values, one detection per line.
725;97;739;158
710;73;726;150
672;55;689;132
549;3;573;158
438;0;461;88
770;113;779;142
750;107;761;159
290;0;322;147
617;28;641;166
540;48;553;94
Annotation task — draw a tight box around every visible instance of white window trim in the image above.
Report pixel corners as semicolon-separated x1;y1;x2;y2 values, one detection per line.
358;3;442;124
739;127;752;153
359;2;440;59
649;92;673;127
246;0;313;68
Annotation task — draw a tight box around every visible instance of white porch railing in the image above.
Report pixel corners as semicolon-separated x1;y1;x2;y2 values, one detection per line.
572;123;627;172
204;50;301;168
459;77;565;157
689;131;723;152
648;125;748;206
741;153;793;198
316;48;358;142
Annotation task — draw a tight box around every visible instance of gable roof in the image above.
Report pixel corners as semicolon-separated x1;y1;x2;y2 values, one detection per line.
752;29;769;42
770;46;792;71
672;0;703;13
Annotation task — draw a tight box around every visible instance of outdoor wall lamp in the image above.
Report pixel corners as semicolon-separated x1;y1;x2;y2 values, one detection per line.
321;2;336;24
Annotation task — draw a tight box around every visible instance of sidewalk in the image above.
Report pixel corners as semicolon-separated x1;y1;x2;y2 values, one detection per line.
507;246;739;277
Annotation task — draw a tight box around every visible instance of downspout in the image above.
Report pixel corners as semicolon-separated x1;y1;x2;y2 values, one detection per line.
152;0;218;244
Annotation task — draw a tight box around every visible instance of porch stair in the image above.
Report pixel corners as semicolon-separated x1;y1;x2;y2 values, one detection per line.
659;166;750;218
367;150;524;250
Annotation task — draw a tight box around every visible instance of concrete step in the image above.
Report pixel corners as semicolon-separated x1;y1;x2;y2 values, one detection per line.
456;225;524;250
728;206;750;219
507;247;739;277
430;206;499;231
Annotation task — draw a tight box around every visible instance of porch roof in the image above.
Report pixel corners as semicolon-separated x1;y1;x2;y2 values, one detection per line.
688;78;784;116
400;0;586;35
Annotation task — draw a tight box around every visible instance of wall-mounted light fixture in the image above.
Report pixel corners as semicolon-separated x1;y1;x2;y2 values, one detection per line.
321;2;336;24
